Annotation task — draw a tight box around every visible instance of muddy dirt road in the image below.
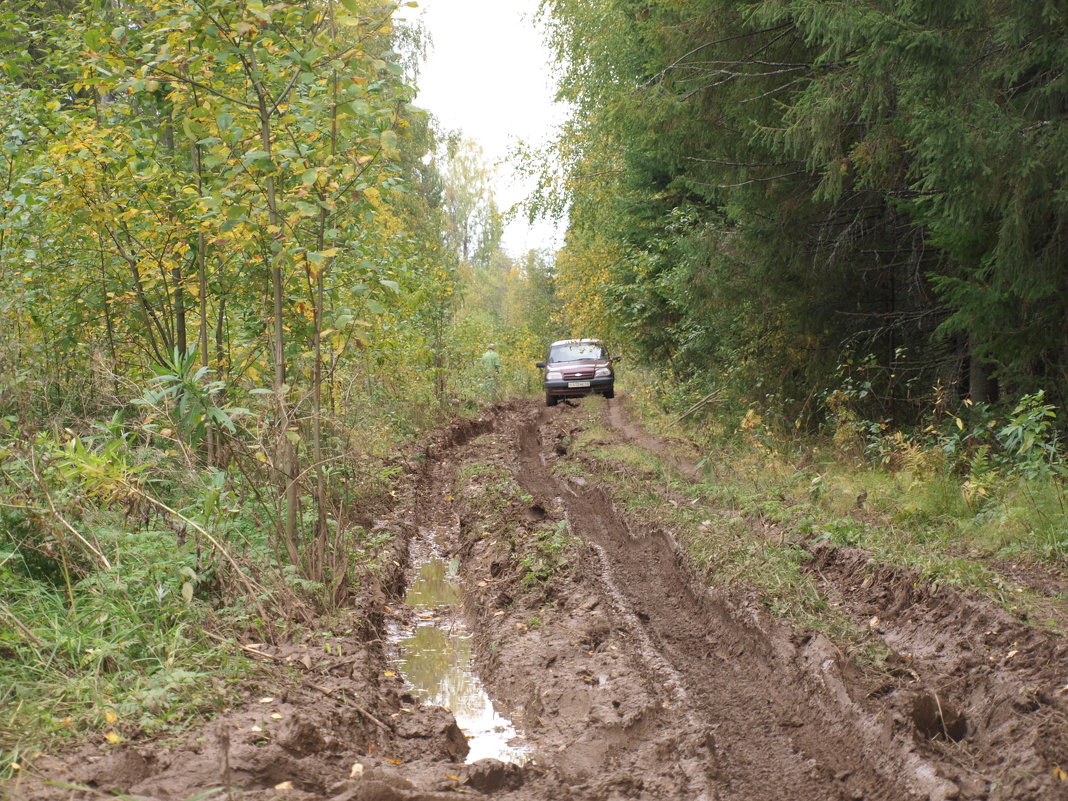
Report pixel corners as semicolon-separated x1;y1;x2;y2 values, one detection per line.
14;399;1068;801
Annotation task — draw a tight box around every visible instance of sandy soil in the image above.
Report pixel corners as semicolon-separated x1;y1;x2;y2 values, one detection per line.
9;399;1067;801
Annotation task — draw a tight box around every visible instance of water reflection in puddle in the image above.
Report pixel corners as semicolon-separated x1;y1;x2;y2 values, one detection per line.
391;555;530;764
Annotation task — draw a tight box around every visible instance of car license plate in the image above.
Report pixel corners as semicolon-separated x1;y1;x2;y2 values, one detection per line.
568;381;591;388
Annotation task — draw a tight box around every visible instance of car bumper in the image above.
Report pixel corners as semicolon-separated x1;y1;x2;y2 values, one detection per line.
544;377;614;396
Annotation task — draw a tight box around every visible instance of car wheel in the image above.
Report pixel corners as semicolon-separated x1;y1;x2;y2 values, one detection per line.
603;388;615;399
545;393;558;407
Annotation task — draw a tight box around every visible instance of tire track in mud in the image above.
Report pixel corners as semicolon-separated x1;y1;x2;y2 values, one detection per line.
589;400;1068;801
512;405;955;801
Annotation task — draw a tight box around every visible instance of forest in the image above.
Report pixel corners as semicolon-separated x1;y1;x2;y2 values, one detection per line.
542;0;1068;420
2;0;1067;796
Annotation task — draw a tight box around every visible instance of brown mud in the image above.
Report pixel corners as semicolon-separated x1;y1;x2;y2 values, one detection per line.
9;399;1067;801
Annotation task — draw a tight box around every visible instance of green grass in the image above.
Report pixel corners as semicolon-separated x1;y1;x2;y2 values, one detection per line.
454;457;579;597
519;520;578;588
0;545;248;772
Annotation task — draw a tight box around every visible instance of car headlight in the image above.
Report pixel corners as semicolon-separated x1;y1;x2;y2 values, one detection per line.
546;371;562;380
595;367;611;377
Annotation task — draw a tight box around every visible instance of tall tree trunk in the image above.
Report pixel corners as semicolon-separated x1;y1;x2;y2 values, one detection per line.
254;65;301;569
192;138;214;464
308;58;340;585
163;106;186;358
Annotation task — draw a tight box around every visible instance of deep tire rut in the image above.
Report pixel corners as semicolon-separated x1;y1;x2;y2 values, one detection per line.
509;409;947;801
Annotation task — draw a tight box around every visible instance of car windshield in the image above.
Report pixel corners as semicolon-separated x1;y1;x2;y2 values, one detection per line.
549;343;608;363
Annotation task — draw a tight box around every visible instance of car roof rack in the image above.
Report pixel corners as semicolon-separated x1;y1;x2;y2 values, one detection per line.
550;338;603;346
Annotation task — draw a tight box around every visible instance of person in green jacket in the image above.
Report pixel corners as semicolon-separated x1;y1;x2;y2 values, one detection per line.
481;344;500;397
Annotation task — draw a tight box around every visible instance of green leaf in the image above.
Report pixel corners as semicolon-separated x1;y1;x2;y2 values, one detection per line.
84;29;104;51
380;129;398;154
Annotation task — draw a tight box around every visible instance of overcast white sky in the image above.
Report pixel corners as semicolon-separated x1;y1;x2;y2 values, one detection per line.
402;0;569;255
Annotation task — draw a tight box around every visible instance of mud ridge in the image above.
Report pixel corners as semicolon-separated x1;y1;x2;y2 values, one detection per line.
807;543;1068;800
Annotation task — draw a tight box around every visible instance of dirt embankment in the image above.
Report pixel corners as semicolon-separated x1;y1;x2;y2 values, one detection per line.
11;399;1067;801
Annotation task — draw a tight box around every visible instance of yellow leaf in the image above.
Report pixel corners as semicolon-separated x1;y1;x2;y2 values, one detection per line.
383;670;396;677
105;731;123;744
1053;767;1067;782
104;709;118;724
384;758;402;765
270;713;283;720
274;780;293;790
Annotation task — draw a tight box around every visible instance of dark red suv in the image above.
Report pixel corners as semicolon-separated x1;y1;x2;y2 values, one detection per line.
536;339;617;406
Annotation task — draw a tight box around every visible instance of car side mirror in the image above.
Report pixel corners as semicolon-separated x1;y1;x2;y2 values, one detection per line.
613;355;624;362
535;361;546;369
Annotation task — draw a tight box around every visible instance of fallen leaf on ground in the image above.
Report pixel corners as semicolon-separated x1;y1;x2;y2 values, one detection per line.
274;780;293;790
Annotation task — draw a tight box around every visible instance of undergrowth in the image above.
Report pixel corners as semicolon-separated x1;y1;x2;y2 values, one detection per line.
624;371;1068;571
0;374;445;773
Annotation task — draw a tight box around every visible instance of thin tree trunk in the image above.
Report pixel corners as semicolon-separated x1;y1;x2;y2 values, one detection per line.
308;58;340;585
192;137;214;464
98;235;120;399
163;106;186;359
252;56;301;569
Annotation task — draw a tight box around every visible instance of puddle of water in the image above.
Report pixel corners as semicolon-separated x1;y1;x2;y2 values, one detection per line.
405;555;460;607
391;555;530;765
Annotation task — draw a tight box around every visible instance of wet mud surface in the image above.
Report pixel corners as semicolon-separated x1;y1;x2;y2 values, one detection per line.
11;399;1067;801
